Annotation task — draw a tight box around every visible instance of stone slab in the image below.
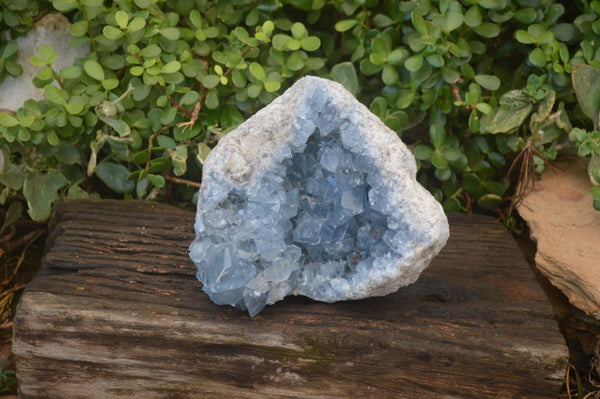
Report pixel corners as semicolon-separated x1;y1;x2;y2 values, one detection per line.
517;158;600;318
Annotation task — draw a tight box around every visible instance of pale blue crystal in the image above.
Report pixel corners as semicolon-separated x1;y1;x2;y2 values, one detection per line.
189;76;449;317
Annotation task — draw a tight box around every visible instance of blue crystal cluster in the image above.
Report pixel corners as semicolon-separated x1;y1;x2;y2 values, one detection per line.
189;77;448;317
191;125;410;317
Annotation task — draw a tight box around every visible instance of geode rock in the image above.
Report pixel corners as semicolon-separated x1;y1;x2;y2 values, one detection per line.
189;76;449;316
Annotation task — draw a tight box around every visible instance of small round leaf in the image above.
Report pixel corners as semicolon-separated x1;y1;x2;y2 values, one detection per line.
115;10;129;28
84;60;105;81
474;74;501;91
103;26;124;40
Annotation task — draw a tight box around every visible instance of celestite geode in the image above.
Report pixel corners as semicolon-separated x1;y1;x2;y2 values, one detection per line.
189;76;449;316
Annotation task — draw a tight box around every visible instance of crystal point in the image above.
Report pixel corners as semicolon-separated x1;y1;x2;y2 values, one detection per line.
189;76;449;316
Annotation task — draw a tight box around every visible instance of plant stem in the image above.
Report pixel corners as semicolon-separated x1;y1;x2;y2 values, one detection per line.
145;124;172;172
165;175;201;188
78;1;98;54
52;69;65;90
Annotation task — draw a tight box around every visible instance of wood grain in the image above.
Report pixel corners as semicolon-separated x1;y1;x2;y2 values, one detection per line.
13;199;567;398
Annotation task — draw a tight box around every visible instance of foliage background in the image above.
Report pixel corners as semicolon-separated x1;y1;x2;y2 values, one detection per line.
1;0;600;225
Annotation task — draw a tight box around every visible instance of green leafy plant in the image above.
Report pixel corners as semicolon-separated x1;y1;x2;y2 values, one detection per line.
0;0;600;221
571;63;600;209
0;365;16;393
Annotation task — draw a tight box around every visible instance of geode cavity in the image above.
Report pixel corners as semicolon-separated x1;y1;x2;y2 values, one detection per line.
189;76;449;316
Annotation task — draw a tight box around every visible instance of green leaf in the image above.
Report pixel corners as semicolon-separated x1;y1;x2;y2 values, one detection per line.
382;65;399;85
272;34;291;50
590;186;600;200
128;17;146;33
331;62;358;95
286;39;301;51
157;135;176;150
130;66;144;76
23;171;68;221
286;52;304;71
301;36;321;52
44;85;67;106
141;44;161;58
373;14;393;28
200;74;220;89
147;174;165;188
162;60;181;74
429;124;445;149
529;48;547;68
413;144;433;160
69;20;89;37
264;80;281;93
371;36;389;56
441;67;460;84
442;146;462;162
95;162;135;194
464;6;482;27
52;0;77;11
115;10;129;28
572;64;600;128
0;201;22;234
411;11;427;35
515;30;535;44
431;151;448;169
103;25;124;40
405;54;424;72
484;90;533;134
2;41;18;58
335;19;359;32
426;54;444;68
102;78;119;90
36;67;54;81
445;11;464;31
473;23;500;38
170;145;188;176
514;7;537;23
249;62;266;82
443;197;462;212
38;45;56;64
84;60;105;81
160;27;180;41
291;22;307;39
220;106;244;129
66;102;84;115
476;103;493;115
588;155;600;185
5;61;22;77
0;113;19;127
475;74;501;91
196;143;212;164
99;116;131;137
477;193;503;210
180;91;199;106
47;130;59;145
388;48;408;66
0;173;24;190
247;84;262;98
205;89;219;109
59;66;82;80
29;56;46;67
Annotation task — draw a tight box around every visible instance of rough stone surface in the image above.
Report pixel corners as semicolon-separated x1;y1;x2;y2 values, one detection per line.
0;14;89;110
517;158;600;318
189;76;449;316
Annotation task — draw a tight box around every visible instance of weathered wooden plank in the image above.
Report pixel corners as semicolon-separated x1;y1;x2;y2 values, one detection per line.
13;199;567;398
